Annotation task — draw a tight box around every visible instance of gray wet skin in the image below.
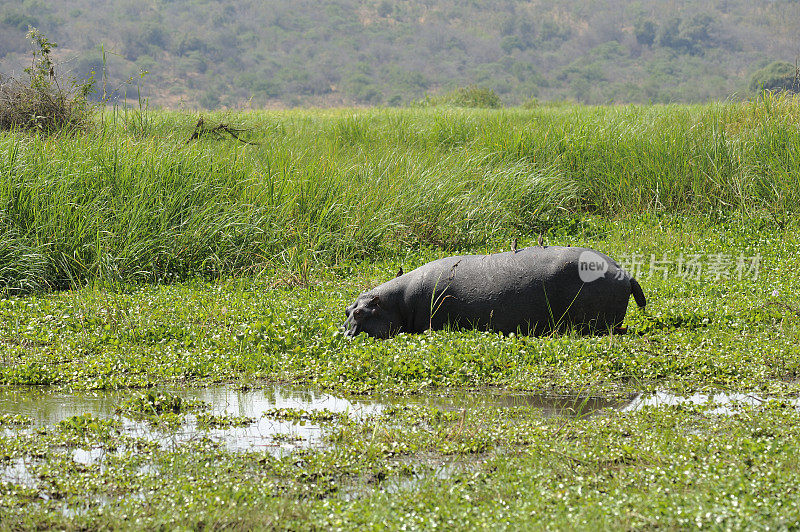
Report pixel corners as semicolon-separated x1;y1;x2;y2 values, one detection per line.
344;246;647;339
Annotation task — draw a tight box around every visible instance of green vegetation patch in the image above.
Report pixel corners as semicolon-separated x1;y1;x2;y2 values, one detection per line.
1;105;800;528
750;61;799;93
417;85;502;108
118;391;207;417
2;103;800;293
196;412;256;429
262;407;349;425
0;413;32;426
57;413;121;441
114;391;210;430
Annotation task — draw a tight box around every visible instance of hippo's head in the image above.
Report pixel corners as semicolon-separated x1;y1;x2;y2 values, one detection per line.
343;293;402;339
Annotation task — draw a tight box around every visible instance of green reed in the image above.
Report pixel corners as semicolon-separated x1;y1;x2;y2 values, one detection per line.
1;96;798;291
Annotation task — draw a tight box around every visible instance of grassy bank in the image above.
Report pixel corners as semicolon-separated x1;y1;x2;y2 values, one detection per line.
2;97;800;293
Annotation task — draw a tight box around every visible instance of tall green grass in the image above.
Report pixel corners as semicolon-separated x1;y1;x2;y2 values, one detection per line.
1;95;799;292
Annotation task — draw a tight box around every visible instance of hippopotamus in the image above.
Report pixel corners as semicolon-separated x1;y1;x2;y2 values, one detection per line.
344;246;646;338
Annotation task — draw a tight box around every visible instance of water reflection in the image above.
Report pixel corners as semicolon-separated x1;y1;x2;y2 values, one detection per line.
624;390;800;414
0;385;630;460
0;385;383;454
166;385;383;452
3;385;797;492
3;385;793;462
0;457;37;488
391;392;633;416
0;388;130;426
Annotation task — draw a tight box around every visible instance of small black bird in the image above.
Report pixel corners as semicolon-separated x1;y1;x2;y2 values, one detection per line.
396;267;403;277
538;234;544;247
511;238;518;252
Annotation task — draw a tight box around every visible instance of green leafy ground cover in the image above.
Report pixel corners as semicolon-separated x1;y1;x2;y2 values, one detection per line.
1;105;800;528
0;216;798;395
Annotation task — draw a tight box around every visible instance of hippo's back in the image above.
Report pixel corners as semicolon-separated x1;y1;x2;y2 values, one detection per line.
403;246;634;334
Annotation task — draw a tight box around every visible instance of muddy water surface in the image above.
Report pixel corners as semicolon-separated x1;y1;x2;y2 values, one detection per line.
0;385;382;453
2;385;796;458
2;385;798;490
623;390;800;413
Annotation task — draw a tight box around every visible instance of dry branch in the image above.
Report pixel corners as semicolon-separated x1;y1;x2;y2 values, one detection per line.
186;116;259;145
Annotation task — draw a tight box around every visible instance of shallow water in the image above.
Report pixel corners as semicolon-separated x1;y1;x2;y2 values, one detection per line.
1;385;797;490
2;385;796;444
0;384;626;489
0;385;384;488
0;385;383;453
0;385;627;440
1;457;37;488
393;391;633;416
623;390;800;414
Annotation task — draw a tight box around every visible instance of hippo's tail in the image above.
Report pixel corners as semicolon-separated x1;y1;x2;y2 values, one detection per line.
630;278;646;308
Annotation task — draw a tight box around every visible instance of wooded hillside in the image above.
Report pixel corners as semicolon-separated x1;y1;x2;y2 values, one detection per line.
1;0;798;108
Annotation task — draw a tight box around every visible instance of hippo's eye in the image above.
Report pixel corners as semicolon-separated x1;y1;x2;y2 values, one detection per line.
353;309;365;318
367;295;380;307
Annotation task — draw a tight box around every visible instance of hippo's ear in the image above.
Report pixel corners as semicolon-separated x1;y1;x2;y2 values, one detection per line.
396;267;403;278
368;294;380;307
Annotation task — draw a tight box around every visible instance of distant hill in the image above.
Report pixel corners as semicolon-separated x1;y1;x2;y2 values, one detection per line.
1;0;799;108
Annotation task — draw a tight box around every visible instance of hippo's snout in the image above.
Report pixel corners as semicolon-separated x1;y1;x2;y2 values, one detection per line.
342;318;354;336
342;293;396;339
342;315;362;338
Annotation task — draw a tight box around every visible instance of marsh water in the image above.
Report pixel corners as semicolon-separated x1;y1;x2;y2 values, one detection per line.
0;385;631;427
2;385;796;450
0;385;383;453
2;385;798;487
622;390;800;414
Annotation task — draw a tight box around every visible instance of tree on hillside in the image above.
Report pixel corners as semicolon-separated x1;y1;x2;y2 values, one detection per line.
657;14;716;55
634;18;657;46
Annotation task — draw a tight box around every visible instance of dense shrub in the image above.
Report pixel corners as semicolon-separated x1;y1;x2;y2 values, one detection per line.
0;29;94;133
418;85;502;109
657;15;715;55
749;61;798;94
